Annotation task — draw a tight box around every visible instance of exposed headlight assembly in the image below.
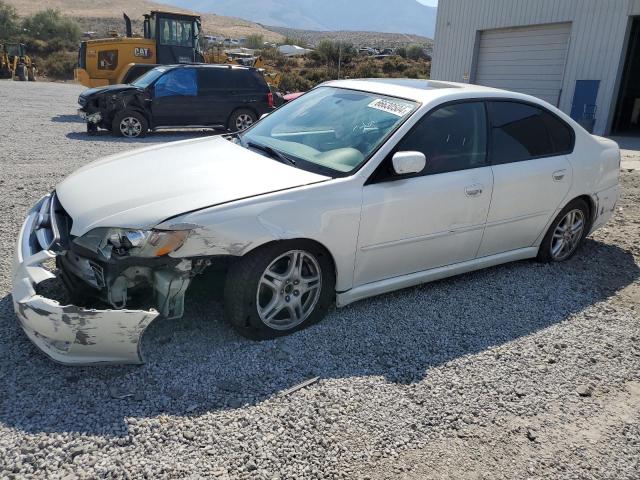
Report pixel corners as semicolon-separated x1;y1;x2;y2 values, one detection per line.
75;228;190;259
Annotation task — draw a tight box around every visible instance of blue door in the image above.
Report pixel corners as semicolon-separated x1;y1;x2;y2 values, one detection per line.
570;80;600;120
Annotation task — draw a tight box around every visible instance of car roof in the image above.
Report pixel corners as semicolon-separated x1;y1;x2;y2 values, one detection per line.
323;78;543;106
163;63;256;72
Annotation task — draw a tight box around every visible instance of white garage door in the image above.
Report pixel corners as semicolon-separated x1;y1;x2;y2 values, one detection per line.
474;23;572;106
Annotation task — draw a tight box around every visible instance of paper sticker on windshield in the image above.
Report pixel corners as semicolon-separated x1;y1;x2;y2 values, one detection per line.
367;98;413;117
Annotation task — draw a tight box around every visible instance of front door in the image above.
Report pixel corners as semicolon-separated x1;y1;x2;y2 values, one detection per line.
355;101;494;286
150;67;198;127
478;100;574;257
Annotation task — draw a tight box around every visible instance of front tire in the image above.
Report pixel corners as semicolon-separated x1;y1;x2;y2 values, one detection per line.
224;241;335;340
537;199;590;262
112;111;148;138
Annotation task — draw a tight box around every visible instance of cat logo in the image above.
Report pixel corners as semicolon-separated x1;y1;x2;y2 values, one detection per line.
134;47;152;59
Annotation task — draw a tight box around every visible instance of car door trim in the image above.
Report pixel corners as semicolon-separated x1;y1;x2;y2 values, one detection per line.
360;223;486;252
337;247;539;307
484;210;550;229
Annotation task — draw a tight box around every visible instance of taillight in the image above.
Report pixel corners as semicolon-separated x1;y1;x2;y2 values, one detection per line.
267;92;274;108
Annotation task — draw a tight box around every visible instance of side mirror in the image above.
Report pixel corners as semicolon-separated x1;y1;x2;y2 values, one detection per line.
392;151;426;175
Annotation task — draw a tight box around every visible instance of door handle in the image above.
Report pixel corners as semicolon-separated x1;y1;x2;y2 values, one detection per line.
465;184;483;197
552;169;567;181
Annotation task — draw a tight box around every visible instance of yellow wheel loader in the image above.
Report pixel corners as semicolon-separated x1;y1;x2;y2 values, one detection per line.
75;11;206;88
1;43;37;81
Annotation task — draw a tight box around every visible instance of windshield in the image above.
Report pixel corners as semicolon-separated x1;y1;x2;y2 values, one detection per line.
240;87;418;175
131;67;167;88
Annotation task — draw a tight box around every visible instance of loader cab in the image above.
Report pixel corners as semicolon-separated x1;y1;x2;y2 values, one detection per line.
5;43;26;60
143;11;204;64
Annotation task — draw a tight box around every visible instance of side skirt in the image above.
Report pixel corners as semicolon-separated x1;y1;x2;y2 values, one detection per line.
336;247;539;307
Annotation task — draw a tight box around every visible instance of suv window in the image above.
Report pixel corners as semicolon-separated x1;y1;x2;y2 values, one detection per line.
197;68;266;95
488;101;574;165
154;68;197;98
393;101;487;176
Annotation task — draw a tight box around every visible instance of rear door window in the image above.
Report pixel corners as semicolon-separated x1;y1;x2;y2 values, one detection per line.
488;101;574;165
154;68;197;98
197;68;230;95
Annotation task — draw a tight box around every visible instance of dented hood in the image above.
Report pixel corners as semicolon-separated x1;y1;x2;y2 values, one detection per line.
57;136;329;236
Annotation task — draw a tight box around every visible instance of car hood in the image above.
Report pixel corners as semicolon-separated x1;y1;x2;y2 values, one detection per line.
56;136;330;236
80;84;142;99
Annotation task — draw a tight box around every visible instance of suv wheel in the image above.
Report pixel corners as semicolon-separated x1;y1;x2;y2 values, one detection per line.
112;111;148;138
229;109;257;132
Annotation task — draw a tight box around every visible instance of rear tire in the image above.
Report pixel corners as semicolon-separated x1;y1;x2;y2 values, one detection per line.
27;66;36;81
112;111;148;138
224;241;335;340
537;199;590;263
228;108;257;132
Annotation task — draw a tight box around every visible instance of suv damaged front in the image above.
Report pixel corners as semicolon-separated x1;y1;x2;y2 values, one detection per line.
12;192;203;365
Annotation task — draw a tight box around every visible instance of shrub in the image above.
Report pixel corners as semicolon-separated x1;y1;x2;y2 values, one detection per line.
245;34;264;49
0;1;19;40
22;9;80;47
407;44;427;61
279;72;313;92
42;51;76;79
353;59;380;79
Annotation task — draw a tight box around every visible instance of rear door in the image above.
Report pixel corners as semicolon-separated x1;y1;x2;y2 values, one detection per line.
150;67;198;126
196;67;234;126
477;100;575;257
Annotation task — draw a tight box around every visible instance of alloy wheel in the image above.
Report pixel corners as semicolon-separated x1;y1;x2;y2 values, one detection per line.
119;117;142;137
256;250;322;330
235;114;254;131
550;209;585;261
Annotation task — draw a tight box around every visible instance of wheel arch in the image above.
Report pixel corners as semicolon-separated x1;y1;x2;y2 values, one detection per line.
242;237;339;287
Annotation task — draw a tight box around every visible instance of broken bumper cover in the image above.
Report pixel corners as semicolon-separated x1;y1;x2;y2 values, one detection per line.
12;196;159;365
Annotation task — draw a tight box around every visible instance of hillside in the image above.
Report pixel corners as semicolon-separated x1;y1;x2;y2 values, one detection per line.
162;0;437;37
4;0;284;41
268;26;433;49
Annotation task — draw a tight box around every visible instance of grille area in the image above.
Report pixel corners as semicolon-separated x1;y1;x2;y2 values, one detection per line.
34;193;73;252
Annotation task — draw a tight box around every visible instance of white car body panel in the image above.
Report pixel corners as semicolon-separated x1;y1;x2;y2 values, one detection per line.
12;78;621;364
355;166;493;285
478;154;572;257
56;136;329;236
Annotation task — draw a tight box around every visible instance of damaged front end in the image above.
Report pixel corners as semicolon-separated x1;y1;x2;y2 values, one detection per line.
12;193;202;365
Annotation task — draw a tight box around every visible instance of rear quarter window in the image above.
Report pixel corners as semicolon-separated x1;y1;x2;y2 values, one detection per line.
488;101;574;165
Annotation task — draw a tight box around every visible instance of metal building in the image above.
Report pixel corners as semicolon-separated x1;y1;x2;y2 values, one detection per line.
431;0;640;135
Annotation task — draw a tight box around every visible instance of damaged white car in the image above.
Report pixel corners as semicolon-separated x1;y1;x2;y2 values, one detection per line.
13;79;620;365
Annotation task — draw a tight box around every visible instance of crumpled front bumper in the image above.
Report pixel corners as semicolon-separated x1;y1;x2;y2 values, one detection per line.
11;196;159;365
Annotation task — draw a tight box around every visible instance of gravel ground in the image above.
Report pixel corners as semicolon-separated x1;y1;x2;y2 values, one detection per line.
0;80;639;479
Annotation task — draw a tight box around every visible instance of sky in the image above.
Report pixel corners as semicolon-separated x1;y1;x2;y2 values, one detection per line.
417;0;438;6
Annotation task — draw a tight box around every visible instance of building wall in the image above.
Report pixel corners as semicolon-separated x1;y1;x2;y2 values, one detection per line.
431;0;638;134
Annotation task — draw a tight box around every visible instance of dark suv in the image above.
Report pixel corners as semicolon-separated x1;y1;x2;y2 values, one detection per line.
77;64;275;138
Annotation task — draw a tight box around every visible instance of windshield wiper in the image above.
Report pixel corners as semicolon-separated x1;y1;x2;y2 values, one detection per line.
246;141;296;166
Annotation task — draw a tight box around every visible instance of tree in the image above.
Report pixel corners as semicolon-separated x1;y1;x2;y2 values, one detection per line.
245;34;264;49
22;9;80;46
0;1;19;40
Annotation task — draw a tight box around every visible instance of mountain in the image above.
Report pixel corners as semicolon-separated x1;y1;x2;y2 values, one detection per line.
4;0;284;42
162;0;437;38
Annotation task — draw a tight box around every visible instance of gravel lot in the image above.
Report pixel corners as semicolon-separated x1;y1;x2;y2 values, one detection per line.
1;80;639;479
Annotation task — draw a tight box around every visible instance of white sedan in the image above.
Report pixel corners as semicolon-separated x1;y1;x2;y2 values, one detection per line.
12;79;620;365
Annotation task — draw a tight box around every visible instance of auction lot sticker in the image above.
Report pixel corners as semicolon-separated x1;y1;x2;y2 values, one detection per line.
368;98;414;117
